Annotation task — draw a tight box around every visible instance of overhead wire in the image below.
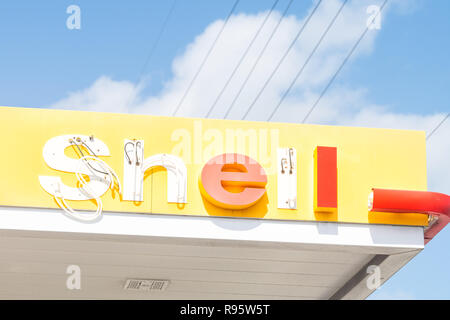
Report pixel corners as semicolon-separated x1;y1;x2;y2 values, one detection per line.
125;0;178;109
267;0;348;121
204;0;280;118
222;0;295;119
427;112;449;140
240;0;323;120
301;0;388;123
172;0;241;116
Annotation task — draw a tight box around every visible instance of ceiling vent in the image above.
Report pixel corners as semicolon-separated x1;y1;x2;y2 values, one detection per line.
123;279;170;292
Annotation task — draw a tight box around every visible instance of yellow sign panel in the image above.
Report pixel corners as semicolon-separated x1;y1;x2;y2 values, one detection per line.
0;106;428;226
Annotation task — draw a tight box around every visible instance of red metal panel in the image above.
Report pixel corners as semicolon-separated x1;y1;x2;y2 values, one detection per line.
315;146;338;211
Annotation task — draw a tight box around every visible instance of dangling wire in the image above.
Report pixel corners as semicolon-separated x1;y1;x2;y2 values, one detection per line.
54;180;103;222
69;139;109;175
53;158;104;222
78;155;122;195
54;138;122;222
124;141;135;165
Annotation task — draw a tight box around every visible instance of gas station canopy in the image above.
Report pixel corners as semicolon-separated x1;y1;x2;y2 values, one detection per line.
0;106;448;299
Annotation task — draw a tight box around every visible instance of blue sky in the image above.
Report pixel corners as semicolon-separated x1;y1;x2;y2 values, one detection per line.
0;0;449;299
1;0;449;115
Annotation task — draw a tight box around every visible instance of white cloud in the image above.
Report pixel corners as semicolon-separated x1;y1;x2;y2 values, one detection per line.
51;0;449;193
52;76;138;114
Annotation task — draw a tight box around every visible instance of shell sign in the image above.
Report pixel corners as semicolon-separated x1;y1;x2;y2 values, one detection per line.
0;106;430;227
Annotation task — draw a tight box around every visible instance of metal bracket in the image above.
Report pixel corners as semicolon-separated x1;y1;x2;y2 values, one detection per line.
122;139;144;201
277;147;297;209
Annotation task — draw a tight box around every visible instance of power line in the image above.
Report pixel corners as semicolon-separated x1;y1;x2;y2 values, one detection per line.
301;0;388;123
172;0;240;116
267;0;348;121
223;0;294;119
137;0;178;88
205;0;280;118
126;0;178;109
241;0;323;120
427;112;449;140
133;1;178;213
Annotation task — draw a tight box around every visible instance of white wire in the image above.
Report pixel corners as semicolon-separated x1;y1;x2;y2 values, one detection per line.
53;176;102;222
55;189;102;222
53;155;122;222
79;155;122;195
